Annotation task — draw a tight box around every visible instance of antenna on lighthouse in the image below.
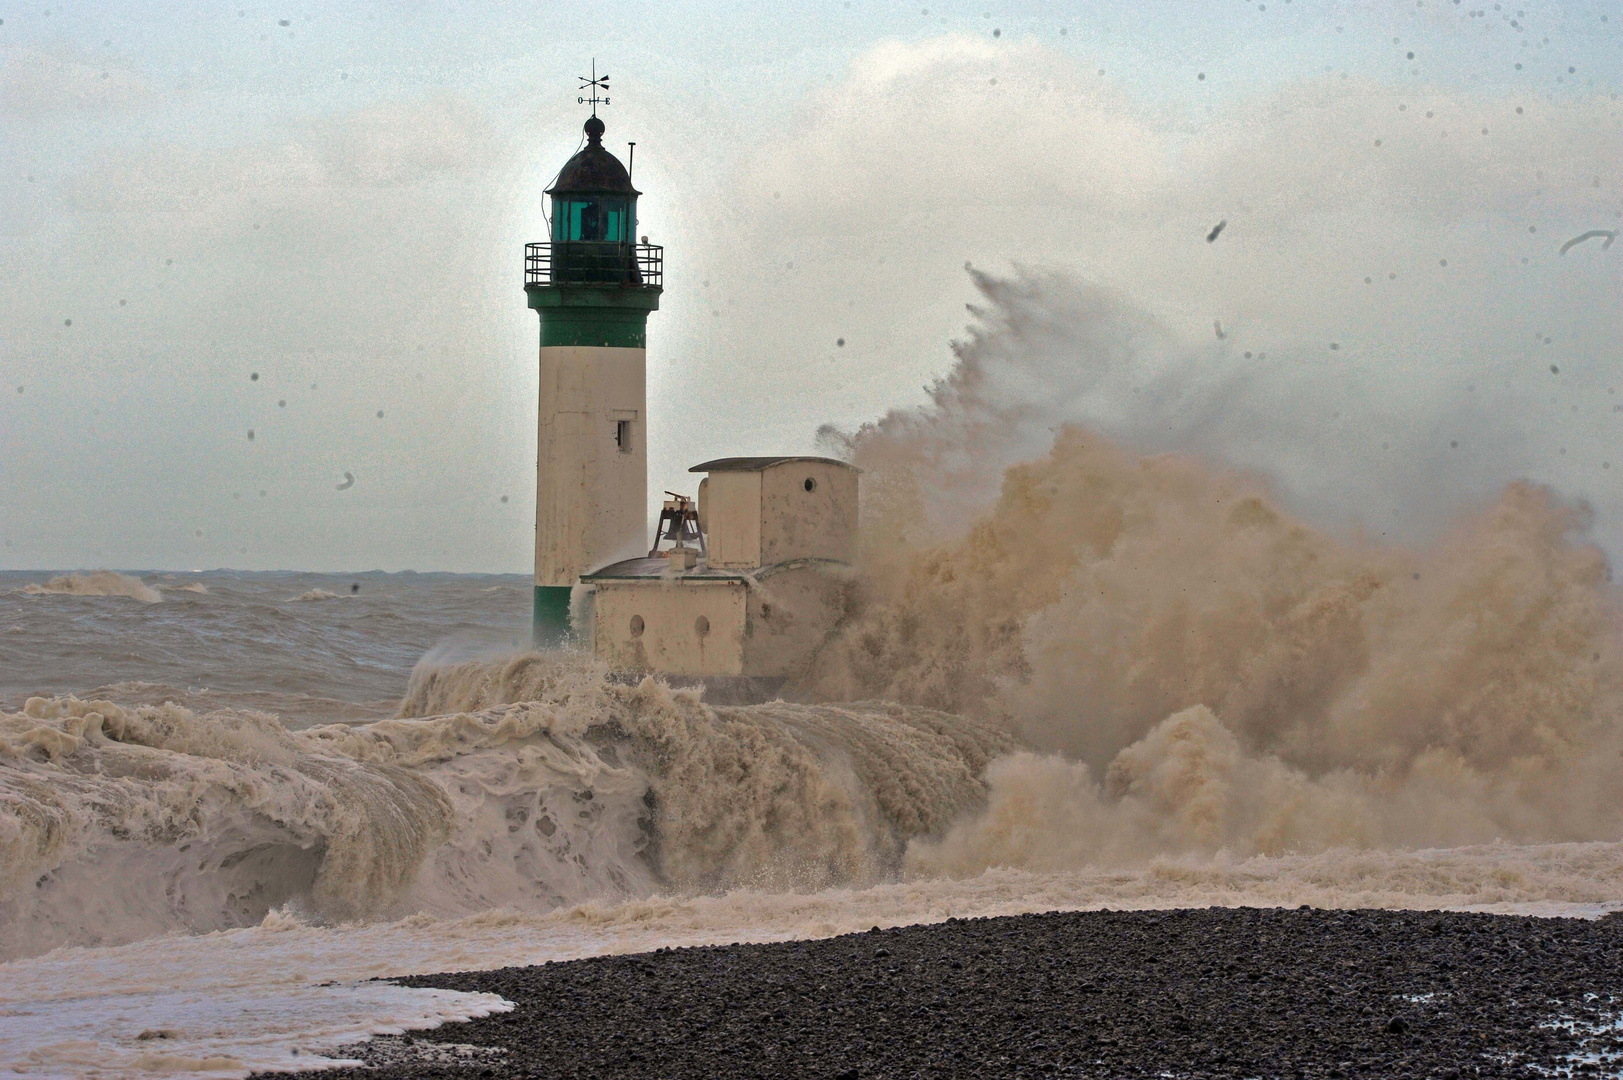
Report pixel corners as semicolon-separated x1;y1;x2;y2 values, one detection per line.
577;59;610;116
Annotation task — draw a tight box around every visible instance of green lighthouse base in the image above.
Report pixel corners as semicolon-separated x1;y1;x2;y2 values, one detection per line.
533;585;573;647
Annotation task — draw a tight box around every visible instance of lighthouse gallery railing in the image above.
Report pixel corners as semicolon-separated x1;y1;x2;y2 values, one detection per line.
525;242;663;288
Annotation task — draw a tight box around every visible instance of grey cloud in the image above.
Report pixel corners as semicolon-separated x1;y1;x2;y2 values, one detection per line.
65;96;498;217
0;45;157;118
683;35;1620;551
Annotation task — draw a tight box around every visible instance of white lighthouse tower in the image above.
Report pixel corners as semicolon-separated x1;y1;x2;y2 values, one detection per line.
524;99;662;644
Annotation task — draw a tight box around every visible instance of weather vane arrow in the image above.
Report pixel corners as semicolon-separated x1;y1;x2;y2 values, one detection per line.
577;58;610;115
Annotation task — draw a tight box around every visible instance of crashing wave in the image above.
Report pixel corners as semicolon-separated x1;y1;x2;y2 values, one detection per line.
20;571;162;604
0;656;1011;960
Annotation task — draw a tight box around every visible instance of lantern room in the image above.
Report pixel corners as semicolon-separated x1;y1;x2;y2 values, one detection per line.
547;116;637;243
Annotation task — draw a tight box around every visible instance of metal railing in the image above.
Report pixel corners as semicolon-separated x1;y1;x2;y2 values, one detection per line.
524;242;663;288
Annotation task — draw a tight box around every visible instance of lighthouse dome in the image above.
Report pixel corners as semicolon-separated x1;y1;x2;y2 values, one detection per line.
547;116;638;196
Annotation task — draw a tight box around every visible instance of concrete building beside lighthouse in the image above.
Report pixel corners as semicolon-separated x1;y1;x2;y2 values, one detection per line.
526;104;856;690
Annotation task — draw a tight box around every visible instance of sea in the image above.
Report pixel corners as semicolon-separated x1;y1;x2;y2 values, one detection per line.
2;569;1620;1078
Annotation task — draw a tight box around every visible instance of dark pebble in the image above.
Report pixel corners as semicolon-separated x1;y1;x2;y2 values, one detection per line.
255;907;1623;1080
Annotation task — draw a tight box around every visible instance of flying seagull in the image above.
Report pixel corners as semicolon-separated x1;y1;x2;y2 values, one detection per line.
1559;230;1616;255
1207;220;1227;243
336;471;355;490
1214;320;1226;340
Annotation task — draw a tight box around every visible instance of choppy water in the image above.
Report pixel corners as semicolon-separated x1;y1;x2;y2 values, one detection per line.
2;566;1621;1079
0;570;532;722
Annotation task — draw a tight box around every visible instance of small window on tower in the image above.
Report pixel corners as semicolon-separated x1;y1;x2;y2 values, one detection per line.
615;420;632;453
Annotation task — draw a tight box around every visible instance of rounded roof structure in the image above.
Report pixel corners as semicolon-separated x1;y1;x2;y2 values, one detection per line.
547;116;639;196
688;456;859;474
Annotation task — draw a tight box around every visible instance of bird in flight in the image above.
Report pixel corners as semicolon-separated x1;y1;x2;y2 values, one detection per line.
336;471;355;490
1559;230;1616;255
1207;220;1227;243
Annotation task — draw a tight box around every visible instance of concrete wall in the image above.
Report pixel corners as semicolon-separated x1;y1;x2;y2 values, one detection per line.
741;561;851;678
535;345;647;587
592;579;747;676
759;461;858;567
703;471;762;569
700;461;857;570
590;562;850;679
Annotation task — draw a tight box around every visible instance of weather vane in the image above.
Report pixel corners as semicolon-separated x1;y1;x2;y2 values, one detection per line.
577;59;609;116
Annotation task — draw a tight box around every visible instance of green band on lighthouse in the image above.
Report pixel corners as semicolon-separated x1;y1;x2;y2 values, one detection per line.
527;286;660;348
533;585;573;646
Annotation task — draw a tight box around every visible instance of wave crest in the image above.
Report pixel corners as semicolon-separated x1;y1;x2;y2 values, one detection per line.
20;571;161;603
0;660;1011;960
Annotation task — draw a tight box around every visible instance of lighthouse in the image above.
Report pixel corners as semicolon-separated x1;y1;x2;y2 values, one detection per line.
525;106;662;645
524;76;857;692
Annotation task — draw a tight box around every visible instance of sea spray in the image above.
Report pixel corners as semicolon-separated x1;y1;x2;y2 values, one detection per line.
799;273;1623;872
809;431;1623;867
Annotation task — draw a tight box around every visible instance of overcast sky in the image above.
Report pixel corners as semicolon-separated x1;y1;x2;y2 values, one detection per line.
1;1;1618;572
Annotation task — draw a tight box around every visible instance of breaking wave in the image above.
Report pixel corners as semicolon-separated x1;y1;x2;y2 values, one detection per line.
20;571;162;604
0;656;1009;960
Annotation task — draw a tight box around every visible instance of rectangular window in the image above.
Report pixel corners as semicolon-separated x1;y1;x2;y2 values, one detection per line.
553;198;628;242
615;419;632;453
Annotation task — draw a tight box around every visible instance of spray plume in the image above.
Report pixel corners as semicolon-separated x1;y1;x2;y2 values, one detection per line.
804;269;1623;872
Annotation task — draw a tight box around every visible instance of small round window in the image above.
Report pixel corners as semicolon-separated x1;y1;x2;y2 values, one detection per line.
694;615;710;637
803;477;817;492
629;615;645;638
